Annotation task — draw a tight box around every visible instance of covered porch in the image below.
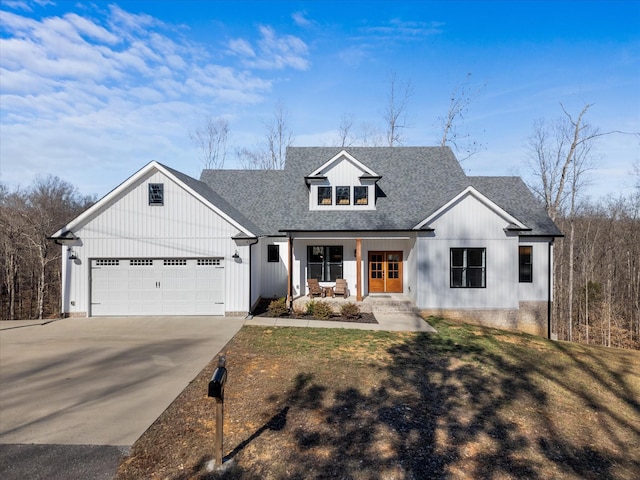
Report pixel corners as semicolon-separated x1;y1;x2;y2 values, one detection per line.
283;231;419;306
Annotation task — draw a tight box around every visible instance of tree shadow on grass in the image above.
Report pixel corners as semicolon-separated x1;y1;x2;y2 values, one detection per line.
202;323;639;479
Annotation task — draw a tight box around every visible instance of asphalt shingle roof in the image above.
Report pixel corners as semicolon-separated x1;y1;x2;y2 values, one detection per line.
198;147;561;237
160;163;263;235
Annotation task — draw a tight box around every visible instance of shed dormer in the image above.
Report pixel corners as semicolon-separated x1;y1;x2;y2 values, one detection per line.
306;150;381;211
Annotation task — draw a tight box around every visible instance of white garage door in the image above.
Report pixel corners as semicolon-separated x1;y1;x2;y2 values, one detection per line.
90;258;225;316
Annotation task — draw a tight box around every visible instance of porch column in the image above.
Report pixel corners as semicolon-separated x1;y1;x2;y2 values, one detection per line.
356;237;362;301
287;235;293;308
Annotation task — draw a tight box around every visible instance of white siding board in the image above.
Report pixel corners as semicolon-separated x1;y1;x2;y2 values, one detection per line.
518;238;551;302
260;239;288;299
429;193;512;240
416;193;523;310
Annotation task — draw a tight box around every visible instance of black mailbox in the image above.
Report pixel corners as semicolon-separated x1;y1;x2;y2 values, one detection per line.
208;366;227;401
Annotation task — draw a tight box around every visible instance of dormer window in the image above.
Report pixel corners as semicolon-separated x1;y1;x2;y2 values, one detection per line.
336;186;350;205
318;187;332;205
354;186;368;205
307;150;379;211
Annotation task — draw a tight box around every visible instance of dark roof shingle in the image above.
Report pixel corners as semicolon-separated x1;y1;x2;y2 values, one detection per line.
198;147;561;237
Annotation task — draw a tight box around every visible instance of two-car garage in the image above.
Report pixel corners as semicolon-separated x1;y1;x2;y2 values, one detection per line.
90;258;225;316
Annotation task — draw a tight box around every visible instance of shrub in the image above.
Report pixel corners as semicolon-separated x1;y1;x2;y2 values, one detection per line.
305;299;318;316
310;301;333;320
267;297;288;317
340;302;361;319
292;305;307;318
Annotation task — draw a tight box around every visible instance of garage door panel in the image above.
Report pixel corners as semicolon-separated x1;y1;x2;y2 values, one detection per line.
91;258;225;316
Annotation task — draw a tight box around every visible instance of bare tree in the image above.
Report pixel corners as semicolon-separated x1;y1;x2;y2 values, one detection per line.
265;100;294;169
239;100;294;170
527;103;640;344
438;73;485;160
190;116;229;170
527;103;601;341
0;186;27;320
527;103;601;222
384;72;413;146
335;113;355;148
357;121;385;147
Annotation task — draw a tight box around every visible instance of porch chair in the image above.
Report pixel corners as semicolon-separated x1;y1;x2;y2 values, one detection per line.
334;279;350;298
307;278;325;298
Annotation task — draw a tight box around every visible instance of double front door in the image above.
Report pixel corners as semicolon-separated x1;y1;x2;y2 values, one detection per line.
368;251;403;293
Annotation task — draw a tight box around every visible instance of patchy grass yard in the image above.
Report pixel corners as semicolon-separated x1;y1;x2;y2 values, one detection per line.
116;317;640;480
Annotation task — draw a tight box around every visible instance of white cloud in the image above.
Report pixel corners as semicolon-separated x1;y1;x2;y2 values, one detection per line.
229;25;310;70
292;11;313;28
0;4;308;194
228;38;255;58
358;19;444;42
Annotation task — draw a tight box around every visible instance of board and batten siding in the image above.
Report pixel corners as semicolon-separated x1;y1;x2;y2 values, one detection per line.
518;237;552;302
415;192;521;310
61;170;250;316
259;238;289;299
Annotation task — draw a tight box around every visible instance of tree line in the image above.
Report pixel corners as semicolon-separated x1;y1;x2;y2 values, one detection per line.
528;103;639;349
553;196;639;348
0;177;95;320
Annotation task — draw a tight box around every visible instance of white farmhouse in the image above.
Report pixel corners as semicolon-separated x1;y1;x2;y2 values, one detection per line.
51;147;562;336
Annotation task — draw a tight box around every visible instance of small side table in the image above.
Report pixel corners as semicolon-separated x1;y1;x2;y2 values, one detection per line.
322;286;334;297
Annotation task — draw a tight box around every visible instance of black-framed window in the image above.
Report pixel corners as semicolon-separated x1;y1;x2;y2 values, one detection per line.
268;245;279;263
318;186;332;205
354;186;368;205
451;248;486;288
307;246;343;282
148;183;164;205
336;186;350;205
519;246;533;283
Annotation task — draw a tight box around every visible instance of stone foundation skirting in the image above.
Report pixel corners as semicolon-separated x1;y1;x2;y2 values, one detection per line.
65;311;88;318
420;301;549;337
225;311;249;317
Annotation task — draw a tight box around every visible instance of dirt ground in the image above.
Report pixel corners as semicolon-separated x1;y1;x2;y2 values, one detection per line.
116;318;640;480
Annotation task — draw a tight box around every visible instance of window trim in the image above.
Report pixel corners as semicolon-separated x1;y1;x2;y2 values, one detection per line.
307;245;343;282
317;186;332;205
267;244;279;263
519;245;533;283
148;183;164;206
336;186;350;205
354;186;368;205
450;247;486;288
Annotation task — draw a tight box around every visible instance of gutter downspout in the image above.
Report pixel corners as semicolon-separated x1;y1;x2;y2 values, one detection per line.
247;238;259;316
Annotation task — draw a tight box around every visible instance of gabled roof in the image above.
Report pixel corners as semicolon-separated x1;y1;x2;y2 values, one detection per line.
468;176;562;237
414;186;529;230
199;146;561;237
51;161;259;238
307;149;381;179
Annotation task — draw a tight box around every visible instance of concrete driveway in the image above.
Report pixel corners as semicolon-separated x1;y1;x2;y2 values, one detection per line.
0;316;243;479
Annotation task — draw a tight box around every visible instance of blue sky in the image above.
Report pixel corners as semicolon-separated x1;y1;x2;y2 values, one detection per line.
1;0;638;199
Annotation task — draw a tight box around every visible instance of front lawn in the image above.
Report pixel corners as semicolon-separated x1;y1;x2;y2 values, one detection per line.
117;317;640;479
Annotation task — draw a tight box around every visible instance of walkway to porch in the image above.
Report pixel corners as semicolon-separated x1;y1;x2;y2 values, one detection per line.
246;293;436;333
